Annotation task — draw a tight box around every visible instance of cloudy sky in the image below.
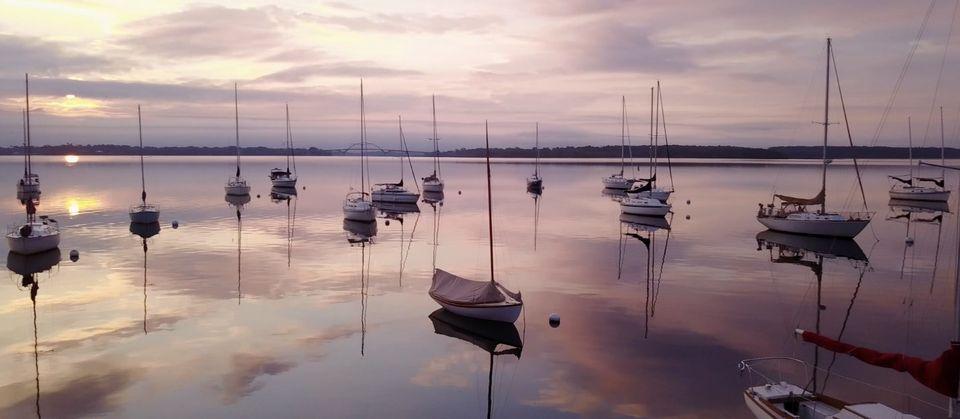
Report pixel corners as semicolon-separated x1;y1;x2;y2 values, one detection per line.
0;0;957;150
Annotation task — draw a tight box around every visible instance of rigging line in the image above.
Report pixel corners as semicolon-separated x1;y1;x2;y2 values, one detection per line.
657;83;675;190
919;0;959;148
821;262;868;394
829;47;869;212
400;116;420;194
653;213;674;312
868;0;937;148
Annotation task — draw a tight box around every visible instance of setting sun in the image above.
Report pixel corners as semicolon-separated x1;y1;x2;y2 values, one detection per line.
64;154;80;164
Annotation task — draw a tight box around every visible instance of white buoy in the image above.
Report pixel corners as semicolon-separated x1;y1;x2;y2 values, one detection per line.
549;313;560;327
172;220;179;229
69;249;79;262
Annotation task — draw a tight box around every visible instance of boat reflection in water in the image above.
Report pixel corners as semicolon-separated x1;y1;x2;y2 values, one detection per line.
343;217;375;356
130;222;160;334
601;187;628;202
377;201;419;287
271;188;297;267
428;309;522;419
7;248;62;419
618;213;672;338
226;193;248;303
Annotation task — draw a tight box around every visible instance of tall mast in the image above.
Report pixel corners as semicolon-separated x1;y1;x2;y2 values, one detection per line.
908;117;914;179
21;109;27;178
654;81;661;187
398;115;404;183
941;106;946;170
234;83;241;178
534;122;540;176
25;74;32;178
285;104;291;173
620;96;626;176
432;95;440;176
138;105;146;205
485;121;495;284
360;80;366;193
649;87;654;179
821;38;832;214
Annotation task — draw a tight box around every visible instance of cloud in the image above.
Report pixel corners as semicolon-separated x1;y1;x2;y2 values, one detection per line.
297;10;502;34
120;6;290;58
564;20;696;73
0;361;141;418
219;353;296;404
0;35;117;77
257;63;422;83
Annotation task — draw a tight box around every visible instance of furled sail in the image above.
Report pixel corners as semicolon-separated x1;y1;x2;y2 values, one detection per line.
800;330;959;397
915;177;945;187
888;175;913;185
430;269;521;305
774;189;824;206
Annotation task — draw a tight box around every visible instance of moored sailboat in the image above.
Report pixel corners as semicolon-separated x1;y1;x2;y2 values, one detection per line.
602;96;636;190
225;84;251;196
372;116;420;204
429;122;523;323
526;123;543;193
422;95;445;193
343;80;376;223
17;74;40;199
129;106;160;224
889;111;951;202
627;82;674;202
757;38;872;238
270;104;298;189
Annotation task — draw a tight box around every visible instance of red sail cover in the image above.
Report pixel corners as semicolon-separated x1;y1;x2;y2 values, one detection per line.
801;331;959;397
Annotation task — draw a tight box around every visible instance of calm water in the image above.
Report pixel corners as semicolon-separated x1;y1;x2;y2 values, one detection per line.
0;156;957;418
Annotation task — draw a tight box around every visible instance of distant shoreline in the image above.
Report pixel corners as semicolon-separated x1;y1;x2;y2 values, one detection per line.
2;144;958;159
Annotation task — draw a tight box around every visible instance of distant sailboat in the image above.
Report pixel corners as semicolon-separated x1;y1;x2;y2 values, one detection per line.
225;84;251;196
757;38;872;238
343;80;377;223
270;104;298;189
372;116;420;204
422;95;445;193
526;123;543;193
129;106;160;224
16;74;40;199
889;111;951;202
627;82;674;202
602;96;636;190
429;122;523;323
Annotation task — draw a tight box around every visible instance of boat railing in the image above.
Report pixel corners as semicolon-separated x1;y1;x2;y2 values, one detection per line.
738;357;812;391
227;176;247;185
130;204;160;213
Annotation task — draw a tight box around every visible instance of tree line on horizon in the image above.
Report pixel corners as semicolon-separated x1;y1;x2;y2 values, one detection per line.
1;143;958;159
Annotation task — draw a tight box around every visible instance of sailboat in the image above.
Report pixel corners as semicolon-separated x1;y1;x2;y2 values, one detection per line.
7;196;59;255
129;106;160;224
627;82;675;202
225;84;251;196
343;80;377;223
270;104;298;189
422;95;445;193
372;116;420;204
739;230;914;419
526;123;543;193
6;247;60;419
16;74;40;199
427;309;522;419
602;96;636;190
889;111;951;202
757;39;872;238
429;122;523;323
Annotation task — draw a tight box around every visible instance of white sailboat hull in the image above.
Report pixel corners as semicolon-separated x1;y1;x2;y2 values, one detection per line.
620;198;671;217
225;185;251;196
372;190;420;203
627;189;672;202
889;188;950;202
602;176;633;190
743;392;778;419
129;206;160;224
433;299;522;323
7;231;60;255
343;198;376;222
16;182;40;194
757;214;869;238
271;178;297;188
423;179;444;192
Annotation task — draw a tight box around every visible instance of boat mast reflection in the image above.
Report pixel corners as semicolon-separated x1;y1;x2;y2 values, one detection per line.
226;194;248;304
428;309;522;419
130;222;160;333
7;248;61;419
344;217;376;356
618;213;672;337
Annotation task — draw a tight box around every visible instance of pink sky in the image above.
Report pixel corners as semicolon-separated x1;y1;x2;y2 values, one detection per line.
0;0;957;150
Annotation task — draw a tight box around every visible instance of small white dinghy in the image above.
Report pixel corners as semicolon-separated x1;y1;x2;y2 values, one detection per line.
621;196;671;217
430;122;522;324
270;104;298;189
129;106;160;224
225;84;251;196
